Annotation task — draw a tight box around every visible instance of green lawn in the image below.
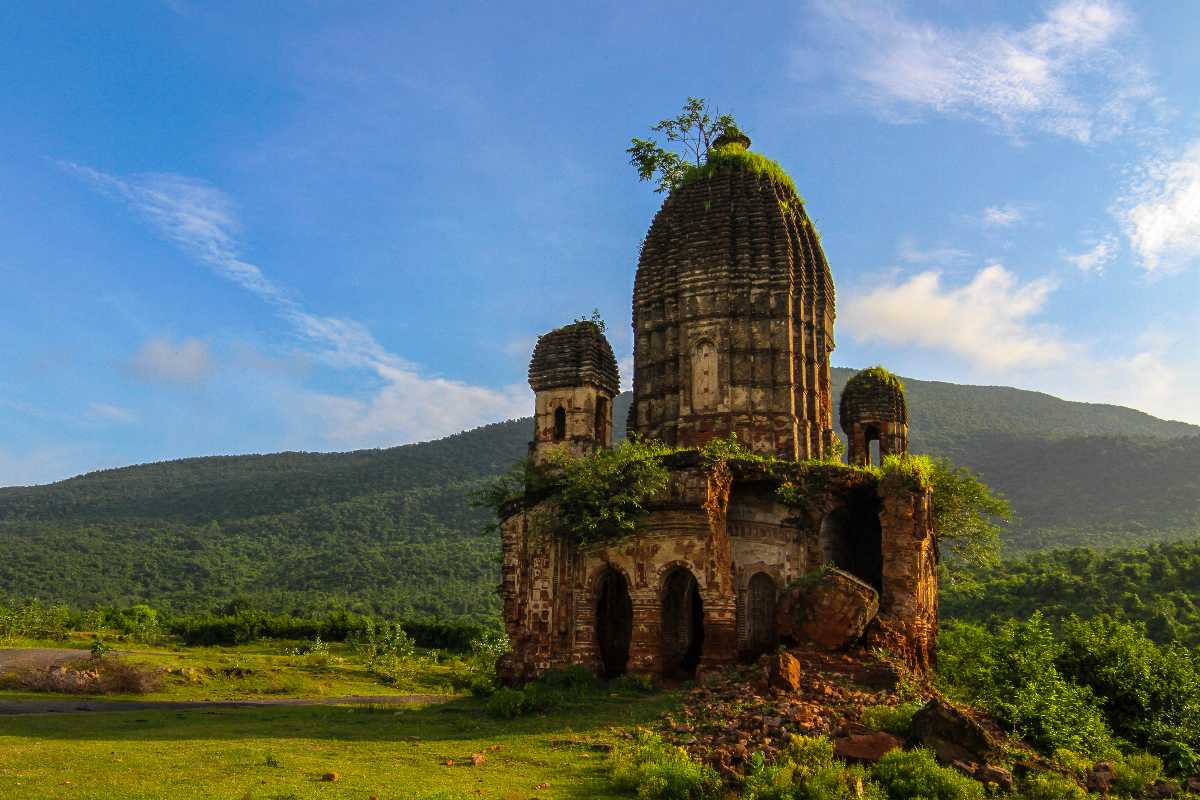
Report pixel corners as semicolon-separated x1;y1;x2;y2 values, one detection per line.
0;691;676;799
1;639;466;701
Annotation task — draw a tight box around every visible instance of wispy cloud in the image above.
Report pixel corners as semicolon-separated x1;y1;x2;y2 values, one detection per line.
66;164;530;447
896;238;973;267
86;402;138;424
841;264;1068;369
798;0;1157;143
129;336;214;386
1063;235;1118;274
981;204;1026;227
1115;139;1200;274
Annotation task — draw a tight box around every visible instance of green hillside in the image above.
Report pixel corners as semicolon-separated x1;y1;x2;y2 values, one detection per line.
1;368;1196;619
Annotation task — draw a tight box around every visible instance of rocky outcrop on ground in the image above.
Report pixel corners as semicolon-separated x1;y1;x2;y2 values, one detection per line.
654;644;1012;785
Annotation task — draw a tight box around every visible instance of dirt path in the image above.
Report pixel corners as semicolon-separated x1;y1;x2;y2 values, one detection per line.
0;647;89;674
0;694;455;715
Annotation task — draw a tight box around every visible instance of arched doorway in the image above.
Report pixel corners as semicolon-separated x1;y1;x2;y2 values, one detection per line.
818;493;883;591
661;567;704;679
595;568;632;678
745;572;778;657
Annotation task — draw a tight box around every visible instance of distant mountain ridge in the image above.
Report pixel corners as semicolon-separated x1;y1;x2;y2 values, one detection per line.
1;368;1196;618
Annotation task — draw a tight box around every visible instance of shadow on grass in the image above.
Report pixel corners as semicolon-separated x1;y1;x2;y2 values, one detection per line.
0;690;674;745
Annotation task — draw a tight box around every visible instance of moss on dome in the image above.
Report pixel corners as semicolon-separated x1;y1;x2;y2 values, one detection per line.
678;144;803;203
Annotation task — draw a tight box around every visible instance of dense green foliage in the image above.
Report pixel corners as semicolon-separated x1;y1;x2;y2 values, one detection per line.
0;369;1196;618
0;597;489;652
938;613;1200;772
938;615;1114;756
942;540;1200;647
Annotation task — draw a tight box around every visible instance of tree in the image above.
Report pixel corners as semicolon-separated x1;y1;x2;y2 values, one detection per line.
928;457;1012;568
627;97;741;193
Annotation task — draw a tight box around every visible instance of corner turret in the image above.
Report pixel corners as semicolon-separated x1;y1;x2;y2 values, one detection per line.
527;320;620;464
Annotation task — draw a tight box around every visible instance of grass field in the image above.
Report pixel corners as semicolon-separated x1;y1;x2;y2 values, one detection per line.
0;638;465;701
0;689;676;799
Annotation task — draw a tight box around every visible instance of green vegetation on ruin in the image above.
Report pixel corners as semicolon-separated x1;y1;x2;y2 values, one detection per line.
846;365;906;395
677;142;802;201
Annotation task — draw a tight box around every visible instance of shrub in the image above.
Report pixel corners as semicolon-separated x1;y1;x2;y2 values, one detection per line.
860;703;920;737
1020;771;1088;800
870;749;985;800
1056;615;1200;774
743;736;886;800
1113;753;1164;798
0;599;72;643
609;730;722;800
350;621;417;684
484;686;527;719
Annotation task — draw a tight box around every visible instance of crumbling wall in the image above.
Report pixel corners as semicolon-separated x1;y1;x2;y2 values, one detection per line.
870;480;938;669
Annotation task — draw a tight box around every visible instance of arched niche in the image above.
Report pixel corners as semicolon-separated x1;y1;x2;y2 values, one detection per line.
661;566;704;679
553;406;567;441
595;567;632;678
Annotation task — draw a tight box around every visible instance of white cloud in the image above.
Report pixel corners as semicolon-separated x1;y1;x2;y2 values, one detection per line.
69;164;531;447
1115;139;1200;273
800;0;1156;143
841;264;1069;369
86;403;138;424
982;205;1025;227
130;337;213;385
1063;235;1118;274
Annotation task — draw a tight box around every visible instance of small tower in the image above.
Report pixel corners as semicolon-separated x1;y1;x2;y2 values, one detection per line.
527;320;620;464
840;367;908;467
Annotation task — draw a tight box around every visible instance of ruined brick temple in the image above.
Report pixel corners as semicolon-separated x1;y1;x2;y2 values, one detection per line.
499;135;937;683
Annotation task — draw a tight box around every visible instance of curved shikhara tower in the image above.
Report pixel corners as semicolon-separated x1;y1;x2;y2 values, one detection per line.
629;135;836;460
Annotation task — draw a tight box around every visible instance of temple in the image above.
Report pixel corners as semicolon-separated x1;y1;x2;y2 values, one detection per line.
498;134;937;684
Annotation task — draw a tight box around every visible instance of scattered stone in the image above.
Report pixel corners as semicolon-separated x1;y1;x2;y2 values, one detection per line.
1087;762;1117;796
320;772;339;782
766;652;802;692
471;752;486;767
833;730;902;763
911;698;999;765
974;764;1014;792
534;782;550;789
1187;777;1200;794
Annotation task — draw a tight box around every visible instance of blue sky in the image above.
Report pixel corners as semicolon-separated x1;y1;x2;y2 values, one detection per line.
1;1;1198;485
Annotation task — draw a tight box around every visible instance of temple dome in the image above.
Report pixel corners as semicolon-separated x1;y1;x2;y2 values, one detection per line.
839;367;907;431
528;320;620;395
629;142;837;460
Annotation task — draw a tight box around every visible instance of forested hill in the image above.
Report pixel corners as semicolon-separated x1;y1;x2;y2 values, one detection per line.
0;368;1196;619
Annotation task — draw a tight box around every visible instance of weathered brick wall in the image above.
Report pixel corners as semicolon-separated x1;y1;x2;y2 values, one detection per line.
872;481;938;669
500;460;938;683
